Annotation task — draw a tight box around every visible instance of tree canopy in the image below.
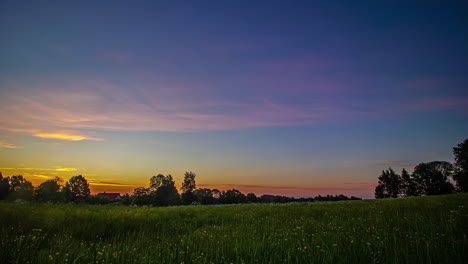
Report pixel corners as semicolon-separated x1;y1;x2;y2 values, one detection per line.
453;139;468;192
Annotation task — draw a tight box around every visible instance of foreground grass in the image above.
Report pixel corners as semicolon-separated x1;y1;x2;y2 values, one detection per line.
0;194;467;264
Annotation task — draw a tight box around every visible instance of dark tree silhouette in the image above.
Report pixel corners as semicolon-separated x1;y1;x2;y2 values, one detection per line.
453;139;468;192
8;175;34;201
0;172;10;200
35;177;63;202
412;161;454;195
181;171;197;205
374;184;385;199
246;193;258;203
155;184;180;206
149;174;165;192
181;171;196;193
219;189;246;204
400;168;418;197
132;187;152;205
152;174;180;206
374;168;401;198
64;175;90;202
193;188;216;204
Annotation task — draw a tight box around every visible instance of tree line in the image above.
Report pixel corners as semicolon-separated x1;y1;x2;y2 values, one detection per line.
375;139;468;198
0;171;361;206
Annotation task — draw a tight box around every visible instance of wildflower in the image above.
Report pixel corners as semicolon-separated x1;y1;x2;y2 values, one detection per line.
48;255;53;261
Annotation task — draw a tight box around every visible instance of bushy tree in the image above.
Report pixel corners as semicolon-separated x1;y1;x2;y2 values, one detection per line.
246;193;258;203
64;175;90;202
149;174;165;192
8;175;34;201
150;174;180;206
35;177;63;202
193;188;216;204
453;139;468;192
219;189;246;204
132;187;152;205
374;168;401;198
412;161;454;195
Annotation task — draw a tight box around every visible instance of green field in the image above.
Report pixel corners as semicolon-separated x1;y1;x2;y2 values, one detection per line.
1;194;467;264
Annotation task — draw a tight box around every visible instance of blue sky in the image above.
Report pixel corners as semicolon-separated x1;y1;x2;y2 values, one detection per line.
0;0;467;198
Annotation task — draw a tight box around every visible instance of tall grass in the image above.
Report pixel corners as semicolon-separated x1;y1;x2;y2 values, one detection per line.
1;194;467;263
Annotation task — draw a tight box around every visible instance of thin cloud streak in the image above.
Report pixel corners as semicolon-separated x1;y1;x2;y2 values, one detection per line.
0;78;466;140
0;139;20;149
0;167;78;172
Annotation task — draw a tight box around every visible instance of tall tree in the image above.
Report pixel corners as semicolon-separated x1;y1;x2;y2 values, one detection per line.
412;161;454;195
181;171;196;193
181;171;197;205
64;175;90;202
374;168;401;198
453;139;468;192
0;172;10;200
400;168;418;197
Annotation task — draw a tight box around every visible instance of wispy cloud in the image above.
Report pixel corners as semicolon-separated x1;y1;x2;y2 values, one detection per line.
91;182;139;187
0;77;466;139
0;78;346;135
0;139;21;148
33;132;103;141
0;167;78;172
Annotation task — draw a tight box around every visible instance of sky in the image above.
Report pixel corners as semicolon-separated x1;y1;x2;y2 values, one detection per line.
0;0;467;198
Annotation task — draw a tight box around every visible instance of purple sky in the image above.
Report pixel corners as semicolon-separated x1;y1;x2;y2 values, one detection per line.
0;0;467;198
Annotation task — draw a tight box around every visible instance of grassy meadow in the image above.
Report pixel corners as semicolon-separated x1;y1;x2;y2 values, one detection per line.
0;194;467;264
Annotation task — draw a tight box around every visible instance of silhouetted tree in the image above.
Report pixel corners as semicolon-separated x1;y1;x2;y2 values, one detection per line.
149;174;165;192
400;168;418;197
119;193;133;205
181;171;198;205
64;175;90;202
132;187;152;205
193;188;215;204
246;193;258;203
412;161;454;195
152;174;180;206
453;139;468;192
35;177;63;202
155;184;180;206
375;168;401;198
181;171;196;193
8;175;34;201
219;189;246;204
85;194;112;205
0;172;10;200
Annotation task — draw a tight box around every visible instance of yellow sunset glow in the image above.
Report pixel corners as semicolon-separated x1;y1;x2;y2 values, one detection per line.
33;133;102;141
